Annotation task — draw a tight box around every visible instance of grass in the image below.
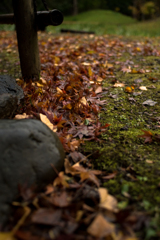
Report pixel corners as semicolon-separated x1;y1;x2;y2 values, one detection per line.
1;9;160;37
48;10;160;37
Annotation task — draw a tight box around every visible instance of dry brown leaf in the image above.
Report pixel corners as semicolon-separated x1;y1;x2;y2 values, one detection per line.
95;86;102;94
69;139;81;151
96;76;103;82
139;86;147;91
146;160;153;164
114;83;125;88
31;208;61;225
40;113;53;130
80;96;87;106
52;191;71;207
98;188;118;212
14;113;29;119
80;171;100;187
53;171;70;188
87;214;115;238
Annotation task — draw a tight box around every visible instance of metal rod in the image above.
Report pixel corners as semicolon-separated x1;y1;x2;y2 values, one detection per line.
0;9;63;29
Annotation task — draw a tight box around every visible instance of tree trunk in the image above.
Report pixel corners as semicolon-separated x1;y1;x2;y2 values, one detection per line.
73;0;78;16
12;0;40;81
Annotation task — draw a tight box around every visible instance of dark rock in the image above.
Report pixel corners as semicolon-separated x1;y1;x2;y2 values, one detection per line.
0;75;24;119
0;93;18;119
0;119;65;227
0;75;24;103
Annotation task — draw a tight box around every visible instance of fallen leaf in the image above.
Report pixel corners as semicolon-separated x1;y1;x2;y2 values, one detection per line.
125;86;134;93
102;172;117;180
138;130;153;143
80;96;87;106
40;113;53;130
52;191;71;207
87;214;115;238
146;160;153;164
98;188;118;212
142;99;157;106
95;86;102;94
53;171;70;188
0;233;16;240
139;86;147;91
31;208;61;225
14;113;29;119
113;83;125;88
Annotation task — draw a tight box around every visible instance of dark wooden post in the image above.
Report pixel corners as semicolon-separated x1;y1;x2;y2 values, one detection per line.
12;0;40;81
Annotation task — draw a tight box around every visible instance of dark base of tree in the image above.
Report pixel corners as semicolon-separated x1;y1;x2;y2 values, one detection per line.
61;29;95;34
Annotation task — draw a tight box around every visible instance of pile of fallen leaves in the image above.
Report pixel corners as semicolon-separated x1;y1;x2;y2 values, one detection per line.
1;31;160;239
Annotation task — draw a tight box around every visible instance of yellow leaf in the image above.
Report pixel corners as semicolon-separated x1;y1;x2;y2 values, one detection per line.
131;69;138;74
87;214;115;238
56;87;63;94
0;232;16;240
106;63;113;68
88;66;93;77
80;97;87;106
98;188;118;212
54;56;60;64
36;82;44;87
136;47;141;52
125;87;133;93
63;103;72;110
40;113;53;130
40;77;47;85
41;41;46;46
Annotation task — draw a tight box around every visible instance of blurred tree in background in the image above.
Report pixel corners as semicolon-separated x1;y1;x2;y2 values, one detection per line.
0;0;159;20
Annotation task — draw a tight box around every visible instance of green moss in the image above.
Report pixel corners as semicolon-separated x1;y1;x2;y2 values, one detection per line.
83;52;160;237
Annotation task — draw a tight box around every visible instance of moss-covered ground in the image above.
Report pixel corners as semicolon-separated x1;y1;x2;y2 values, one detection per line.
82;52;160;239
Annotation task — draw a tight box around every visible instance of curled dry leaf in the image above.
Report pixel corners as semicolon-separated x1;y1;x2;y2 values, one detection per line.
87;214;115;238
53;171;70;188
80;96;87;106
98;188;118;212
40;113;55;131
138;130;153;143
95;86;102;94
14;113;30;119
142;99;157;106
139;86;147;91
114;83;125;88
